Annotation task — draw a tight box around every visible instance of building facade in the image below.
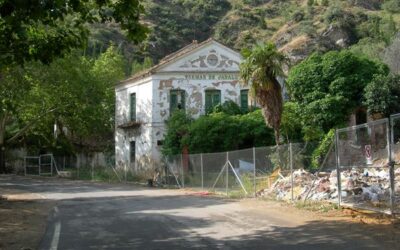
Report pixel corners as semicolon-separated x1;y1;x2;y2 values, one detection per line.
115;39;249;171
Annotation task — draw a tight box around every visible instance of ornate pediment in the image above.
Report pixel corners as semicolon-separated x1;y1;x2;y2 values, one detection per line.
156;40;242;73
179;49;240;69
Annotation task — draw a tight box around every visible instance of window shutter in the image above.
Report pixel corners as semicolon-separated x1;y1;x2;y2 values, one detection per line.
180;90;185;110
130;93;136;121
213;91;221;106
205;91;212;113
170;91;177;113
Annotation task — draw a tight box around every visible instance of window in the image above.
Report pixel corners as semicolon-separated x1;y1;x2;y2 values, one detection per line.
205;89;221;113
240;89;249;112
170;89;185;114
130;141;135;165
130;93;136;121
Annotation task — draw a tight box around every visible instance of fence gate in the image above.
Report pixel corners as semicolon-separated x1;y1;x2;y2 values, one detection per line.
24;154;59;176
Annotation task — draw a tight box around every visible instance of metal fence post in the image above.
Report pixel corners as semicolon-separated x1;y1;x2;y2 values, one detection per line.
38;155;41;176
253;147;256;198
335;129;342;207
226;151;229;196
289;143;294;201
388;118;395;215
181;154;185;188
200;153;204;190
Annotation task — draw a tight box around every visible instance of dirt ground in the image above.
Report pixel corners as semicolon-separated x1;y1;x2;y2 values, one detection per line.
0;198;55;250
0;176;399;249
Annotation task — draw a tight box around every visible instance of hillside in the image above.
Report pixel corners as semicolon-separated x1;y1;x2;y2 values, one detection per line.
88;0;400;73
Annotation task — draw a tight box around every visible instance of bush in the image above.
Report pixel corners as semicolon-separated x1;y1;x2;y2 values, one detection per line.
382;0;400;14
173;110;275;155
363;74;400;117
311;129;335;169
212;100;243;115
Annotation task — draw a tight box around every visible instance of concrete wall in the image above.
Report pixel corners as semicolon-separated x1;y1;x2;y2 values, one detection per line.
115;77;154;171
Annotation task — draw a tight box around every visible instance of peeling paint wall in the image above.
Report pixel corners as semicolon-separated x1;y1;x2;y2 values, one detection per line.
115;41;248;172
115;78;154;171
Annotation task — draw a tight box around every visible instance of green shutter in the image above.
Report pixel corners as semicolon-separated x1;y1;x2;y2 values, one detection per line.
170;91;177;113
205;91;212;113
241;90;249;112
130;93;136;121
213;91;221;107
180;90;185;111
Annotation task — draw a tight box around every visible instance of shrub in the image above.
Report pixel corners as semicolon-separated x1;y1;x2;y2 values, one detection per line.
213;100;243;115
311;129;335;169
382;0;400;14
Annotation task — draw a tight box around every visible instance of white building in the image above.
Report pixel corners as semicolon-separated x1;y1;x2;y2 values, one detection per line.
115;38;250;171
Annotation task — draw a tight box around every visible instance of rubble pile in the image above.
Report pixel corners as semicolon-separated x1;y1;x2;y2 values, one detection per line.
262;168;400;207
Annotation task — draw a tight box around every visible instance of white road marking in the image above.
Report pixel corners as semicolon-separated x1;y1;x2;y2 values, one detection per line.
50;221;61;250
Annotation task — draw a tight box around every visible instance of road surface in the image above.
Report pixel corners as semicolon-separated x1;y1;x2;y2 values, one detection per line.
0;175;397;250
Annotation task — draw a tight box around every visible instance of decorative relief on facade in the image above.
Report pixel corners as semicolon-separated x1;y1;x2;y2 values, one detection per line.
179;50;239;69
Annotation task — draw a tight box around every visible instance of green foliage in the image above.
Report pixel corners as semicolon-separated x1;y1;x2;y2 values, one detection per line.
144;0;231;61
131;57;154;75
240;42;287;145
383;0;400;14
162;111;192;156
0;0;147;67
212;100;243;115
280;102;303;143
363;74;400;117
311;129;335;169
324;6;356;31
286;50;389;140
162;110;275;156
1;47;125;152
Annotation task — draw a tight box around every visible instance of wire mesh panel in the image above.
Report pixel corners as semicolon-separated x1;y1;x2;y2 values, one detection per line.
255;145;290;199
227;148;254;197
184;154;203;189
337;119;389;168
39;154;53;176
24;157;40;175
202;152;227;192
163;155;183;187
336;118;392;213
390;113;400;213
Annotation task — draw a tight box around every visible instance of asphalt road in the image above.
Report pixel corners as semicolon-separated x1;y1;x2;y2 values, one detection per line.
0;176;396;250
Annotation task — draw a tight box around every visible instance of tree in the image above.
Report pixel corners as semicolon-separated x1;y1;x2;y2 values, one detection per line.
286;50;389;140
0;0;147;67
3;47;125;156
363;74;400;117
0;0;147;172
240;42;288;145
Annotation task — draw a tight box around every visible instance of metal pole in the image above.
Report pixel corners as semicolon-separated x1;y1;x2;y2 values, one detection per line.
226;151;229;196
335;130;342;207
181;154;185;188
200;153;204;190
39;155;41;176
387;119;395;215
289;143;294;201
24;157;27;176
228;161;248;195
253;147;256;198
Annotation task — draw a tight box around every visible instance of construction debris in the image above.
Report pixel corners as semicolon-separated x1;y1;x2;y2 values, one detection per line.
260;168;400;207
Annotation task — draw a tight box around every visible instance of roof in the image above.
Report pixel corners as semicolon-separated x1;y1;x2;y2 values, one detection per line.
118;38;239;85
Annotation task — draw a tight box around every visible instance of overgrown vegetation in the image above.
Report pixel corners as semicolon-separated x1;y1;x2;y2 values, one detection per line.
162;107;275;156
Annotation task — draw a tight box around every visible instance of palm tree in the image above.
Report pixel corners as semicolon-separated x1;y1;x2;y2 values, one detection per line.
240;42;288;145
